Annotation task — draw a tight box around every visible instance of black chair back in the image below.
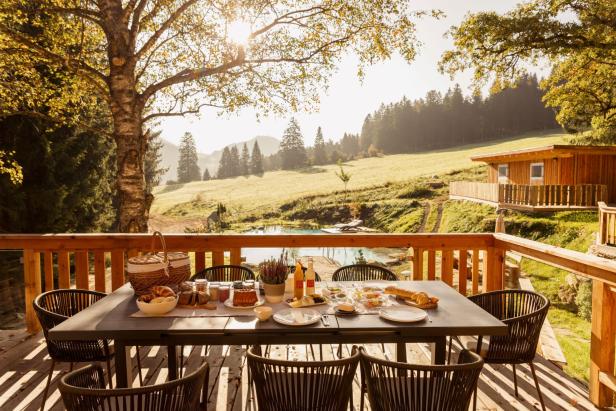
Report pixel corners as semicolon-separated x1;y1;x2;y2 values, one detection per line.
360;348;483;411
192;265;255;282
247;346;359;411
59;362;209;411
332;264;397;282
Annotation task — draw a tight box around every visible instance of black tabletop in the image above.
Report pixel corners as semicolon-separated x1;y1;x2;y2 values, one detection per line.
49;281;507;342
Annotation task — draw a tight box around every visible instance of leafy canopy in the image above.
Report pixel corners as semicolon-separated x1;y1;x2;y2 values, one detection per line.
1;0;437;125
439;0;616;142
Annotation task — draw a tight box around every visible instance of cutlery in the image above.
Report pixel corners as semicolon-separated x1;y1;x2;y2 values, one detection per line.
321;315;330;327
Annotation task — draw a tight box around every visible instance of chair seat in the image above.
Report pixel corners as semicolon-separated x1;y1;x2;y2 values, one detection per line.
458;335;489;357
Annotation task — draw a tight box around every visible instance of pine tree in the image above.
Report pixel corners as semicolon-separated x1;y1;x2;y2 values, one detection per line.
144;131;169;194
279;118;307;169
203;168;211;181
240;143;250;175
177;132;201;182
251;141;264;175
313;127;327;165
229;146;240;176
217;147;231;179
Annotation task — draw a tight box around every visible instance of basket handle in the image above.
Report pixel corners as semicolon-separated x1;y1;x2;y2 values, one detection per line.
150;231;168;263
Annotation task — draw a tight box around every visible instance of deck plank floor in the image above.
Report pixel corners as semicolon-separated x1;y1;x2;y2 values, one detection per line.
0;330;597;410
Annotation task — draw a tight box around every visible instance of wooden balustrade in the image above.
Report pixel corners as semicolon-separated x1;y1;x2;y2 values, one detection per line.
449;182;608;210
449;181;500;204
599;202;616;246
1;231;616;407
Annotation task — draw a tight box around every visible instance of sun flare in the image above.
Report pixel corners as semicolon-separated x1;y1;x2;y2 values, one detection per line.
227;20;252;45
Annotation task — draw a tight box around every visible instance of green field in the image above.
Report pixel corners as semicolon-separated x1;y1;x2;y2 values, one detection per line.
152;131;567;220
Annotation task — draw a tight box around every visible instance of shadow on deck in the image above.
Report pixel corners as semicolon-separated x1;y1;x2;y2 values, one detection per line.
0;329;595;410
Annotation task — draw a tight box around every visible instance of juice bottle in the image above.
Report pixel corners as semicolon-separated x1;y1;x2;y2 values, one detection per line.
294;262;304;299
305;258;315;295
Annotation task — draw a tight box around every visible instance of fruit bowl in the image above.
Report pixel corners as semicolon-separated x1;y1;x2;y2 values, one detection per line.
136;296;178;315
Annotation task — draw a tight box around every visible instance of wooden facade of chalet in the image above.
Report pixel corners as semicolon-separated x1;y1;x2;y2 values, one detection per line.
450;145;616;210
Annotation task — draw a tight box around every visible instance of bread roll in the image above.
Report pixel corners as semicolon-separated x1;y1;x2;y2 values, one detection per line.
384;286;417;299
151;285;176;297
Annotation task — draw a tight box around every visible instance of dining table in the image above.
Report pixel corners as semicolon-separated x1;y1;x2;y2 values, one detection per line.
49;280;507;388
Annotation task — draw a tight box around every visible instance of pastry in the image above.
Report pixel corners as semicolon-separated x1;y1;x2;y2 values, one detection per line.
151;285;176;298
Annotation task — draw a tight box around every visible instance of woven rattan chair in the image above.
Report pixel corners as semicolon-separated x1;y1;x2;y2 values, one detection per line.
332;264;397;282
458;290;550;411
359;347;483;411
192;265;255;282
247;346;359;411
34;289;144;411
59;361;209;411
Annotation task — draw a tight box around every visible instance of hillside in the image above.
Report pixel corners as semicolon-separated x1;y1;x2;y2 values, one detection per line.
151;130;567;226
159;135;279;183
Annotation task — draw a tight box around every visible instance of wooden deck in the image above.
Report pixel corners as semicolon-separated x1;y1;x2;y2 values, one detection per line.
0;329;596;410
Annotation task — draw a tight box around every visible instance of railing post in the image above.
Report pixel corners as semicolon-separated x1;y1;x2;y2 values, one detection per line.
483;247;505;291
23;249;42;334
590;280;616;407
412;248;423;280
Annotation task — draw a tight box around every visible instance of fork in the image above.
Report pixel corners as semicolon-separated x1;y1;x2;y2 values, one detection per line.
321;314;331;327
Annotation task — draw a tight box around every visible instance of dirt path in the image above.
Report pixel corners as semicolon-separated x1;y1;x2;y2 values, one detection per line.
418;201;431;233
432;202;444;233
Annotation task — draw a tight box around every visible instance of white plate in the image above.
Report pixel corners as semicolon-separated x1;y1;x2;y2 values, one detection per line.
224;298;265;309
379;307;427;323
273;308;321;326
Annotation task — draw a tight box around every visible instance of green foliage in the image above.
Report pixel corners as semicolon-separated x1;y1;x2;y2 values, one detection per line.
439;200;495;233
313;127;327;165
144;131;168;194
397;183;433;199
335;161;351;192
0;115;116;232
575;281;593;322
280;118;307;170
386;208;424;233
240;143;250;176
0;150;22;185
355;249;367;265
202;168;211;181
440;0;616;142
250;141;264;175
177;132;201;183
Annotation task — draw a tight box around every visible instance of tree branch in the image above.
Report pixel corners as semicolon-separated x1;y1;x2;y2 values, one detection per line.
136;0;200;60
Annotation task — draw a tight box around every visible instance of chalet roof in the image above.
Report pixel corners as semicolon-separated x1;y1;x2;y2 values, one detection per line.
471;145;616;163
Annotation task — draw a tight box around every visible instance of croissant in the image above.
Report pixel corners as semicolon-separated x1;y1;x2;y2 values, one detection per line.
151;285;176;298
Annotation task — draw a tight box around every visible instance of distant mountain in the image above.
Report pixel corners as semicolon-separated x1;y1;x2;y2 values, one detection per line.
160;135;280;183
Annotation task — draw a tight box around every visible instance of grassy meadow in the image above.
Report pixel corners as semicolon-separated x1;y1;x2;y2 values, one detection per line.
151;130;567;221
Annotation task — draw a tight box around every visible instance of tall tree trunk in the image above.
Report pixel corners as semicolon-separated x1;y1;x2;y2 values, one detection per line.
104;0;150;232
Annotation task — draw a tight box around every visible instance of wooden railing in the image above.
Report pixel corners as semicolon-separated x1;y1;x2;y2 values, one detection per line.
449;181;499;204
450;182;608;210
599;202;616;246
1;232;616;407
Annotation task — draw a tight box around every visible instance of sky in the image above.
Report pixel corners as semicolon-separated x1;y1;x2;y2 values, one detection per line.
159;0;538;154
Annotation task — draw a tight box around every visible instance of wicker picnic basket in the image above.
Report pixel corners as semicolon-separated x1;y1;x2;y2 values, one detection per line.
127;232;190;295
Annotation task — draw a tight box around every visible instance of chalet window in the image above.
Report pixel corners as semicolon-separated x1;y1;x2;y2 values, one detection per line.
530;162;544;181
497;164;509;182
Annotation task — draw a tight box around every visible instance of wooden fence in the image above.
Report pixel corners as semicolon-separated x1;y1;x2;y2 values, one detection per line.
599;202;616;246
1;232;616;407
450;182;608;210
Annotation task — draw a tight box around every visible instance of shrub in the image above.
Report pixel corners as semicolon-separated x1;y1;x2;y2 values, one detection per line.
397;183;433;199
575;280;592;321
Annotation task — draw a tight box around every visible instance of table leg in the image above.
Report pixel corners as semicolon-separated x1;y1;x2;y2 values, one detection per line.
167;345;178;380
396;342;407;363
432;337;447;364
114;340;132;388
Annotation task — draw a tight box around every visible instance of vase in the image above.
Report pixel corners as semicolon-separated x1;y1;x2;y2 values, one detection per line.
263;282;285;304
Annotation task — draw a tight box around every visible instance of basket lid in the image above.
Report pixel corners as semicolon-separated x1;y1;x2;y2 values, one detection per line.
128;254;163;265
156;251;189;262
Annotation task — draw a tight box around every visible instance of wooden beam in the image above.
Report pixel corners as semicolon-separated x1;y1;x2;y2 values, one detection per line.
459;250;468;295
0;233;495;251
57;251;70;289
93;251;106;293
212;250;224;267
23;250;42;333
472;250;480;294
43;251;54;292
74;251;89;290
427;250;436;280
230;248;242;266
441;250;453;286
195;251;206;273
412;248;423;280
111;251;125;291
590;280;616;407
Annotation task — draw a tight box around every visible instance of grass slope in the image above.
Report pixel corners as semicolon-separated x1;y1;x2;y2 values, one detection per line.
151;131;567;219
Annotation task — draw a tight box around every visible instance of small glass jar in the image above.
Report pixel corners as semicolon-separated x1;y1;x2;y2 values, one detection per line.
219;285;230;302
209;283;220;301
243;280;255;290
195;279;208;293
233;280;243;289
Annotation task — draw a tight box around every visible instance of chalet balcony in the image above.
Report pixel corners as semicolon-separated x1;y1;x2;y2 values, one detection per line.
450;181;609;211
0;232;615;410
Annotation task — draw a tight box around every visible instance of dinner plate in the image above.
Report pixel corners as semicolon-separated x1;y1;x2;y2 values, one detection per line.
223;298;265;309
273;308;321;326
379;307;427;323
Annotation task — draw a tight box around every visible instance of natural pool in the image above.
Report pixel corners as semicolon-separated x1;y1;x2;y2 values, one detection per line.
241;226;405;266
